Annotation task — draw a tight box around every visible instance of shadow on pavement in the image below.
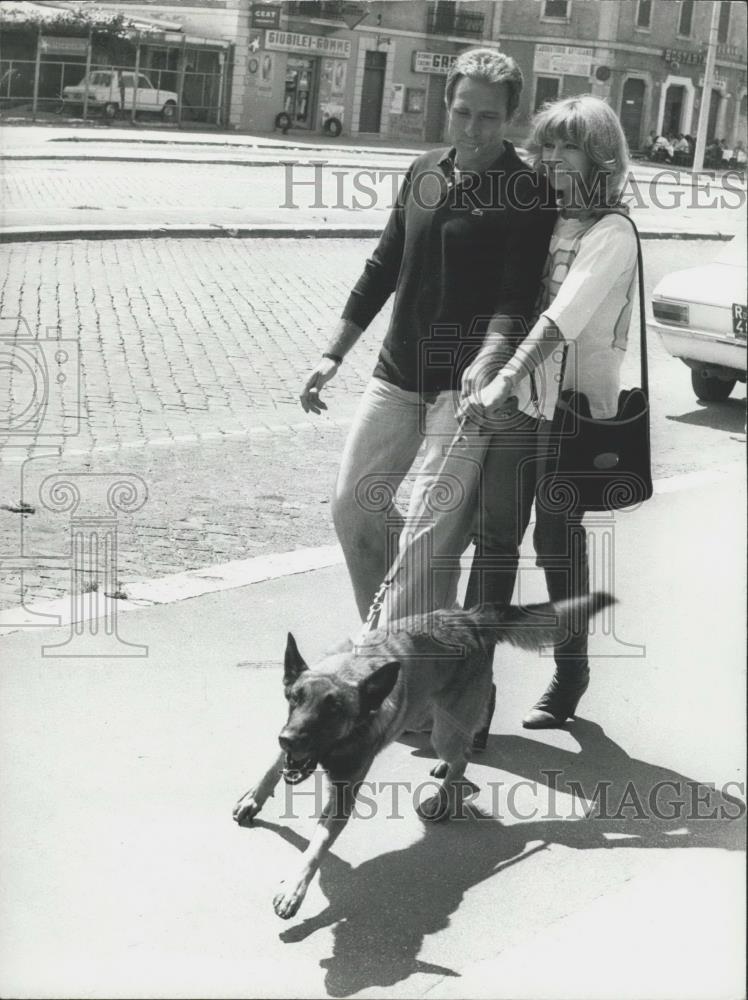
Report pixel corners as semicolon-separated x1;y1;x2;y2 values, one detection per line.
247;719;745;997
666;397;746;433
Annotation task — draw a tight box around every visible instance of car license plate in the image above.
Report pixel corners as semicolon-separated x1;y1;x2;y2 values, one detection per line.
733;304;747;340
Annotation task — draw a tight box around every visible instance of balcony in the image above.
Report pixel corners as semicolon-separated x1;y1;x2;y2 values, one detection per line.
426;8;485;38
286;2;346;20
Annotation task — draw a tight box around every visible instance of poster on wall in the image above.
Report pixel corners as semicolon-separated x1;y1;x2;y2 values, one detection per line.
390;84;404;115
257;51;274;99
318;58;347;128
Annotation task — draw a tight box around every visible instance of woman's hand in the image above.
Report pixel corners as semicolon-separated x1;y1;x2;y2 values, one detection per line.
460;341;516;401
300;356;341;414
458;373;518;425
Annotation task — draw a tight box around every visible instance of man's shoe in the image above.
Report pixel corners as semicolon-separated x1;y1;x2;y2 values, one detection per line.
522;668;589;729
472;682;497;751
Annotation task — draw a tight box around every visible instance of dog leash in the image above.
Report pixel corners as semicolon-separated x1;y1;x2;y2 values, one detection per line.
360;411;486;635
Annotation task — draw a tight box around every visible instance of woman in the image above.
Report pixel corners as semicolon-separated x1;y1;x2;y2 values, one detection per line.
460;94;638;729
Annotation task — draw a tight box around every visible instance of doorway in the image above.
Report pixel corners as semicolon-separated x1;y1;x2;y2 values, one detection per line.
620;78;646;150
663;85;684;136
284;56;317;128
359;50;386;133
534;76;560;112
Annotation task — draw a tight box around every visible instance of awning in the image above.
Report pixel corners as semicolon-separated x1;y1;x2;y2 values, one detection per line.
0;1;231;48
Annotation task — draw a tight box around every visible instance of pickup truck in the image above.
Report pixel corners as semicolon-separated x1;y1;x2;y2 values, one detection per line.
62;70;179;120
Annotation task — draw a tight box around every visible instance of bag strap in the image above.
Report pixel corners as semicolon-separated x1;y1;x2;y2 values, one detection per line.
594;208;649;400
528;208;648;408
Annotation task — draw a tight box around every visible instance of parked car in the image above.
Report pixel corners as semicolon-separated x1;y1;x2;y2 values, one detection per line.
649;225;747;401
62;70;178;120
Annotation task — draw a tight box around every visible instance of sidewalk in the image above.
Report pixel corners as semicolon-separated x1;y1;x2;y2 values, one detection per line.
0;465;745;999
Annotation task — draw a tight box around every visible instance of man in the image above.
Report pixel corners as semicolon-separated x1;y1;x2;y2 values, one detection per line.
299;48;555;621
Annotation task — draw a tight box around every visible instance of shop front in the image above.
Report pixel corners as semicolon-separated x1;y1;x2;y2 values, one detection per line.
244;27;351;134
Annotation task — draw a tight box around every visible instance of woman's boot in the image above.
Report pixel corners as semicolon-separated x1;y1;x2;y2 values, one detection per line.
522;664;589;728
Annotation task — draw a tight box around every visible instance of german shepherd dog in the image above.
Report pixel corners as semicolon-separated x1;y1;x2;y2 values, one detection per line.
233;593;613;919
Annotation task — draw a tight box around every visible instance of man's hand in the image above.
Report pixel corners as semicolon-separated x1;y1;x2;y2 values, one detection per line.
300;357;341;414
460;342;515;401
458;373;518;425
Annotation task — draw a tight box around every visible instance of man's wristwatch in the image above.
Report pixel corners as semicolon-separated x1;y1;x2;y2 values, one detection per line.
322;352;343;365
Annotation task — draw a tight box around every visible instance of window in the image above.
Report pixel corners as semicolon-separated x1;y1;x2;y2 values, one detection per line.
543;0;569;19
717;0;731;43
677;0;694;37
137;75;152;89
636;0;652;29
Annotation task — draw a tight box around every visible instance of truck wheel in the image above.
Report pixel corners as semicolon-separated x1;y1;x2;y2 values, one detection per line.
162;101;177;121
323;117;342;137
691;369;736;402
103;102;119;120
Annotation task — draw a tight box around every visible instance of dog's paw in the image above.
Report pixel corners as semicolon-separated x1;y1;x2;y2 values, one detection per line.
416;788;450;823
430;760;448;779
273;880;306;919
233;790;264;826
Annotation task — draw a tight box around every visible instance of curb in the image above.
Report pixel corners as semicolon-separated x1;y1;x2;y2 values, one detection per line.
0;223;735;244
0;153;413;169
0;461;742;640
0;223;385;243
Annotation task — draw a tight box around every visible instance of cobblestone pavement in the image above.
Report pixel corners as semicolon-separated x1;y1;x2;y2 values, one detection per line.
1;237;745;612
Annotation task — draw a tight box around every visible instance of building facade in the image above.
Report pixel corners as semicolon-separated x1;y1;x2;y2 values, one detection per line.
238;0;747;150
70;1;748;150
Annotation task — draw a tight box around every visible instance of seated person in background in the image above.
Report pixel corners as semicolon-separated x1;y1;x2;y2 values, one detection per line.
673;134;690;166
652;134;673;162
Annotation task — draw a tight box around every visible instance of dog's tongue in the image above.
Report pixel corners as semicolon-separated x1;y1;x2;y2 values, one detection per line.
282;752;316;785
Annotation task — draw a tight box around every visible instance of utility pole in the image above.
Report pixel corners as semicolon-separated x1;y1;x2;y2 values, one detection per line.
692;0;721;172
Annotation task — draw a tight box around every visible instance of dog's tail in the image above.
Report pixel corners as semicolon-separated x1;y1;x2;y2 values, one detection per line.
468;591;617;651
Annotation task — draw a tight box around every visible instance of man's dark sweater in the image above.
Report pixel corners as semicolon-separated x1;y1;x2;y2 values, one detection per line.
342;142;556;394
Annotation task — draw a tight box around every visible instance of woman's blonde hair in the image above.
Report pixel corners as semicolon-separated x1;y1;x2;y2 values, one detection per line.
526;94;630;208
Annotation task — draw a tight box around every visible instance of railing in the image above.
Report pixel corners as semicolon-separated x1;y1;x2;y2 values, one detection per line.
426;8;485;37
0;58;223;124
286;1;347;20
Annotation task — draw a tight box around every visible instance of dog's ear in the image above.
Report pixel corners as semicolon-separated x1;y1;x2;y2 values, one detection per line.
284;632;309;686
360;661;400;713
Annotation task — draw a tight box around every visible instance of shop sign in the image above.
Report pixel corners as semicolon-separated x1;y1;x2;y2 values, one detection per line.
663;47;704;66
265;29;351;58
251;4;280;29
412;51;457;75
533;44;593;77
40;36;88;55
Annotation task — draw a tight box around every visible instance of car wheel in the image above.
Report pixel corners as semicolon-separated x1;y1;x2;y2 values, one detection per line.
275;111;292;133
162;101;177;121
691;369;737;402
103;102;119;120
